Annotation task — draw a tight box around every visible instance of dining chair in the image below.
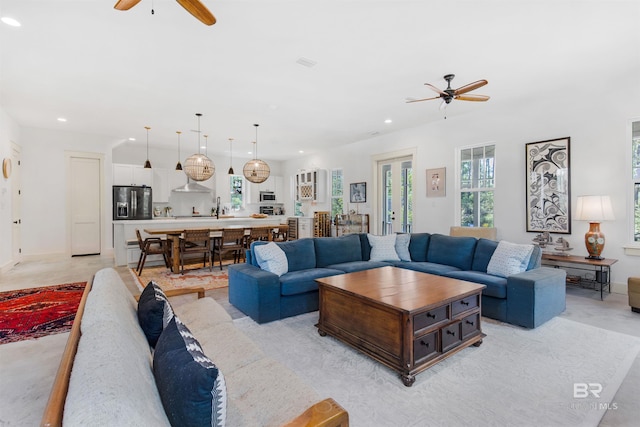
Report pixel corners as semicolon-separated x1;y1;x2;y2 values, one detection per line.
245;226;271;249
179;229;212;274
213;228;247;270
135;229;169;276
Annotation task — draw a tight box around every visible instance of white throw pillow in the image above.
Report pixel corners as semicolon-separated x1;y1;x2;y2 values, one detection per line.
254;242;288;276
487;241;534;278
395;233;411;261
367;234;400;262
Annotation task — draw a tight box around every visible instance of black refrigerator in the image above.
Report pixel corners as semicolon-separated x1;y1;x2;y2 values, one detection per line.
113;185;153;220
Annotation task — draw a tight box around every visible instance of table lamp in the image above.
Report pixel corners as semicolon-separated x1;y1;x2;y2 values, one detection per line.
574;195;615;260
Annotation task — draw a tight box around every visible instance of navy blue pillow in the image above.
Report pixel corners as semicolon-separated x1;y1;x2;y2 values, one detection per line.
154;317;226;427
137;281;173;347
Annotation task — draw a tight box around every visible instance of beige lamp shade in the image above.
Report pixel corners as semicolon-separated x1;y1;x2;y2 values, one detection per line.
574;196;615;221
243;159;270;183
184;153;215;181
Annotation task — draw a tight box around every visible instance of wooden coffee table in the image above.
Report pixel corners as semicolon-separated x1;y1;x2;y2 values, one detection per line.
315;266;486;386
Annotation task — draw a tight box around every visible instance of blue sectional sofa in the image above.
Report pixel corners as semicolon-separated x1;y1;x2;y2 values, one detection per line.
228;233;567;329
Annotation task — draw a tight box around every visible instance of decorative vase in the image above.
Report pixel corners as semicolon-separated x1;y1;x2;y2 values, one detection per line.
584;222;605;260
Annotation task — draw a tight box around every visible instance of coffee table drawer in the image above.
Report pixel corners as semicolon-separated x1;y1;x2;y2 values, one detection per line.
441;321;462;352
451;294;479;315
414;305;448;332
413;331;439;363
461;313;480;340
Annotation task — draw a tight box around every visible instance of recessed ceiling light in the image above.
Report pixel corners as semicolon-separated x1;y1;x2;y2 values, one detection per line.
384;119;392;124
57;117;67;122
129;137;136;141
1;17;21;27
299;150;304;154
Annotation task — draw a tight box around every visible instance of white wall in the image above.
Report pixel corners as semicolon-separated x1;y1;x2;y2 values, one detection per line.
283;74;640;290
18;127;118;257
0;108;21;270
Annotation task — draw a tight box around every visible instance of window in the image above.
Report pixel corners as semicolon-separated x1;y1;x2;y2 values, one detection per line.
230;175;244;210
459;144;495;227
331;169;344;221
633;121;640;241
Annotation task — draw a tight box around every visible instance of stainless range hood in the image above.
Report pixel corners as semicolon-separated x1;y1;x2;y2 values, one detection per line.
172;178;211;193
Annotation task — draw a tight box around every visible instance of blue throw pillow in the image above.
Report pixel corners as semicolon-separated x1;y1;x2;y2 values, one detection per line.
137;281;174;348
154;316;226;427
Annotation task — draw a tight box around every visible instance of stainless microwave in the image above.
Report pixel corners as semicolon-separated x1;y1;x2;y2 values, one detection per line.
260;191;276;202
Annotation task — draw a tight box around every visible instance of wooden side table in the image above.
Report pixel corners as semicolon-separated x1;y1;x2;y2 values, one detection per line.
541;253;618;300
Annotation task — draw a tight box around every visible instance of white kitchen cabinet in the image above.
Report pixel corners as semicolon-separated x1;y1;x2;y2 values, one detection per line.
113;163;153;187
248;175;283;203
152;168;169;203
295;169;326;202
298;217;313;238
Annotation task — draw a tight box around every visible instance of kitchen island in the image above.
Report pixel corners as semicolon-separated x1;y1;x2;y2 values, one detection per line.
113;216;287;268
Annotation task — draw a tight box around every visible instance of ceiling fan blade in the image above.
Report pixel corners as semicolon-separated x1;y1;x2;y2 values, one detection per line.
406;95;441;103
425;83;447;96
114;0;142;10
176;0;216;25
454;80;488;96
455;94;490;102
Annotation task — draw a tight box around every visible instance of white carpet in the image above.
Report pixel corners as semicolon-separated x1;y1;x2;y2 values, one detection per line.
235;313;640;427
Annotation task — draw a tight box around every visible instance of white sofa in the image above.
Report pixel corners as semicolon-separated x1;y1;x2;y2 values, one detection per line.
41;268;348;427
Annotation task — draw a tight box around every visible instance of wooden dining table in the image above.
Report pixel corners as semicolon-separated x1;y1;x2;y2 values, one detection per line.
143;225;276;273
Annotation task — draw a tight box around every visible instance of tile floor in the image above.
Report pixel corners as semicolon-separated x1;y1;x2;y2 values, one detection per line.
0;254;638;426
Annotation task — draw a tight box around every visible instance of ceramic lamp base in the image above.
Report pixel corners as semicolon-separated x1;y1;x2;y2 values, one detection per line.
584;222;605;260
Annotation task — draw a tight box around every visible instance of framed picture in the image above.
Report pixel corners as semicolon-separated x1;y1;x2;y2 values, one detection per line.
426;167;446;197
525;137;571;234
350;182;366;203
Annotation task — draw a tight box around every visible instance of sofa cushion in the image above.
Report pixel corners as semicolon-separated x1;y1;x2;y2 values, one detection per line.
395;261;461;276
367;234;401;262
279;268;343;296
138;281;174;348
471;238;499;272
327;261;391;273
254;242;288;276
445;270;508;299
276;238;317;272
314;234;362;267
426;234;477;270
395;233;411;261
409;233;430;262
487;241;534;278
154;316;227;427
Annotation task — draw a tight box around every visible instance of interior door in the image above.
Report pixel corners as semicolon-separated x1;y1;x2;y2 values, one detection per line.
69;155;101;255
378;156;413;235
10;143;22;265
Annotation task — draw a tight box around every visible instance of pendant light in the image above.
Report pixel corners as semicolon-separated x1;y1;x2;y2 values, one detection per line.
184;113;215;181
243;123;270;183
175;131;183;171
227;138;234;175
143;126;152;169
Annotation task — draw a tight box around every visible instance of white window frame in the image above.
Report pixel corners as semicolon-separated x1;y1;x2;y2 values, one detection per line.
331;168;344;222
455;143;496;227
624;118;640;256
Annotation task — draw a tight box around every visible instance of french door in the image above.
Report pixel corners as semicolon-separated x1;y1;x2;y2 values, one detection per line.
378;156;413;235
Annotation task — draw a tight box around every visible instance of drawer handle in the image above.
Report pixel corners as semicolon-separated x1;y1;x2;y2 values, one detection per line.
426;312;436;319
420;340;430;348
465;320;475;326
460;300;470;306
446;330;456;336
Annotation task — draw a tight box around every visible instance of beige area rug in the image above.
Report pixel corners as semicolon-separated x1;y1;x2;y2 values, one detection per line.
130;262;231;292
235;313;640;427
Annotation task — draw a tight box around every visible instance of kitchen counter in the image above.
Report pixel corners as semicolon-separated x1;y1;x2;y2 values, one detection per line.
113;216;287;267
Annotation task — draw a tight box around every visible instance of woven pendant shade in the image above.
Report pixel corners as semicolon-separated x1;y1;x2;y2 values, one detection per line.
243;158;270;183
184;153;214;181
243;124;270;184
184;113;214;181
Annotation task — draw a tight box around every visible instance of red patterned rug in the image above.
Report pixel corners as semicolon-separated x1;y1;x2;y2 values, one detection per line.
0;282;86;345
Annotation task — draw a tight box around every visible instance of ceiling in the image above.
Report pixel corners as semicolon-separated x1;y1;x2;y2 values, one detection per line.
1;1;637;160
